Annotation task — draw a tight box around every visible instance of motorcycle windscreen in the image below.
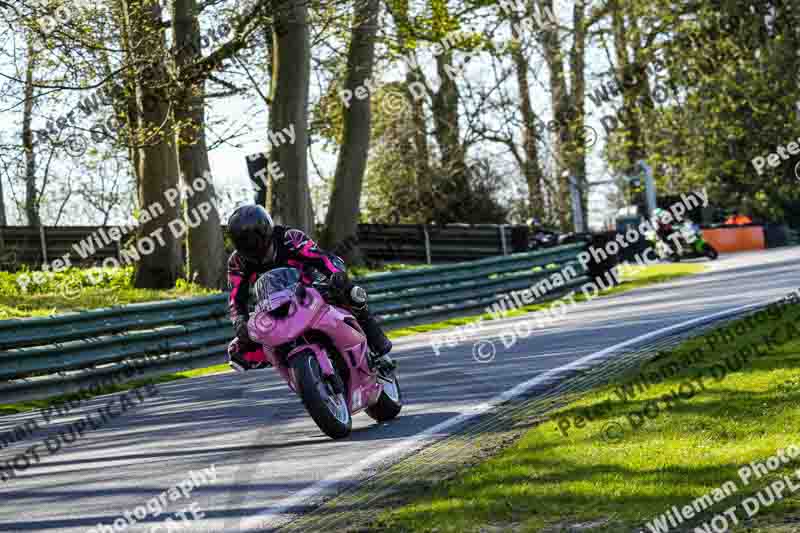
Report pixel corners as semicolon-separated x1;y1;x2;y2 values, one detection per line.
253;267;301;314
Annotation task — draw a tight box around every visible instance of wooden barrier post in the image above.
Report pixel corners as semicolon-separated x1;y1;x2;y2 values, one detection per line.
39;225;48;265
499;224;509;256
423;226;432;265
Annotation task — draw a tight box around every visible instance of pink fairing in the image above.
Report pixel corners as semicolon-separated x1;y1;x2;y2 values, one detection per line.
247;286;383;414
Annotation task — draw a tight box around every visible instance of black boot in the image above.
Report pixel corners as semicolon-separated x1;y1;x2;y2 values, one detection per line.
344;279;395;371
228;339;268;372
362;315;393;356
357;314;396;372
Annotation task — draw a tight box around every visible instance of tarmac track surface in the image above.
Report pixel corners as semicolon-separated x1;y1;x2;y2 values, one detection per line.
1;248;798;532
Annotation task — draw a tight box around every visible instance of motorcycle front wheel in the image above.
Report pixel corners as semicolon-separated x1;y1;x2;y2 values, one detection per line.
704;243;719;260
292;350;352;439
366;372;403;423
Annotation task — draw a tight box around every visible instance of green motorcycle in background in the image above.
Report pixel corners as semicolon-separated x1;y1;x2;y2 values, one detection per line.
645;221;719;261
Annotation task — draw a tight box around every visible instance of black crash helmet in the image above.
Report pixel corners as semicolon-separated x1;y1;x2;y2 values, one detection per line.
228;205;275;264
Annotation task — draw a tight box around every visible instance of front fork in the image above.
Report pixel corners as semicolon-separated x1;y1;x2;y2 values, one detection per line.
286;344;345;394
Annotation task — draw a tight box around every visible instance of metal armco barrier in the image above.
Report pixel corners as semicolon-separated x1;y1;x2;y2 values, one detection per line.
0;244;589;403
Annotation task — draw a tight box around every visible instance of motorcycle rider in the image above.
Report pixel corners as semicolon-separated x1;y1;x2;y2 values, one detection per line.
652;208;678;250
225;204;394;372
526;217;558;250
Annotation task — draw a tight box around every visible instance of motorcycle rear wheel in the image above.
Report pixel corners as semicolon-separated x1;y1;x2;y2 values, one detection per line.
366;372;403;423
291;350;352;439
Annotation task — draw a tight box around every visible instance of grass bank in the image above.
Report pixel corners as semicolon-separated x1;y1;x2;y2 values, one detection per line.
0;263;424;320
374;292;800;532
0;266;218;319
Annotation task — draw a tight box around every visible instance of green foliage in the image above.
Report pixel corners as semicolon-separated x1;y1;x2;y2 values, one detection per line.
363;96;427;223
0;266;218;319
0;266;135;297
174;276;213;294
364;83;508;224
612;0;800;222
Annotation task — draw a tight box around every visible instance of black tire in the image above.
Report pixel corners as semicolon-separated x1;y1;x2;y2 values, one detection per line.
704;243;719;260
366;373;403;423
291;351;352;439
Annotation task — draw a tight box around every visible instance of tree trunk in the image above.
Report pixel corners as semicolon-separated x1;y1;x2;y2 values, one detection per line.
320;0;380;262
119;30;142;189
269;0;314;233
432;53;463;176
123;0;183;289
406;66;432;218
611;0;646;171
569;0;588;229
537;0;590;231
509;11;545;221
172;0;226;288
0;165;6;226
431;51;468;223
536;0;571;229
23;32;40;228
387;2;433;221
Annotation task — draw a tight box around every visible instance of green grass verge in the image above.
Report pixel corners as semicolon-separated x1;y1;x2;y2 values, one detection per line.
0;286;221;320
0;263;421;320
388;263;706;338
0;266;220;319
374;296;800;532
350;263;431;278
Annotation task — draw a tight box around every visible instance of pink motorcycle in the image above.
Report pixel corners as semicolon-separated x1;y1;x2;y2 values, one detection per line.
244;267;403;439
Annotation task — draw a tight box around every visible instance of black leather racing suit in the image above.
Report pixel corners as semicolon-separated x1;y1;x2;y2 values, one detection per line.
227;226;391;364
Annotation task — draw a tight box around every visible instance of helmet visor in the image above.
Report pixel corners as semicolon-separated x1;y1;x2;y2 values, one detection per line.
235;232;271;264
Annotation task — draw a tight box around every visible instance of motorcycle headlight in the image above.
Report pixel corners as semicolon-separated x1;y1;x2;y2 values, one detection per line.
251;313;274;335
